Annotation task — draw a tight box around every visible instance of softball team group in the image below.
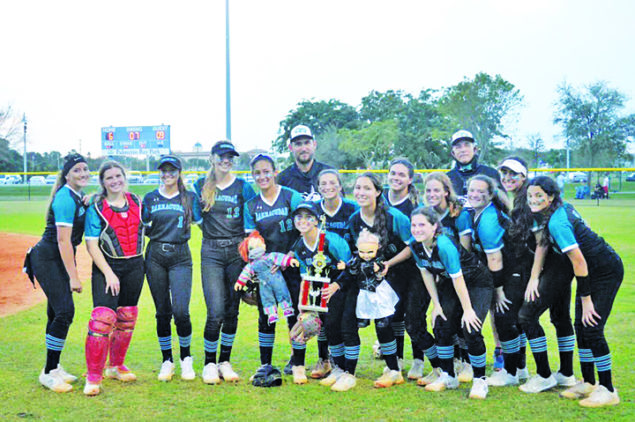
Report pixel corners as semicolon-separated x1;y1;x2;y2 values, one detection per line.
25;127;622;408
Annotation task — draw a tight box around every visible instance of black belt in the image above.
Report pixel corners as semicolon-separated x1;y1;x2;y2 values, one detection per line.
154;242;183;252
205;236;245;248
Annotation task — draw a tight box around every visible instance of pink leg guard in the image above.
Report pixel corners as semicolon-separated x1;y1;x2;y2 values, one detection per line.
85;307;116;383
109;306;138;369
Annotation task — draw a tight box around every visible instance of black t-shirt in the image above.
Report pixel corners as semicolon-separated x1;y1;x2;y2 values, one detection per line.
316;198;359;239
277;160;334;201
193;176;256;239
447;160;502;199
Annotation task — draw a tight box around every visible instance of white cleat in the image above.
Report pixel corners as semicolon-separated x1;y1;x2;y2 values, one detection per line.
55;365;77;384
517;367;530;381
560;381;596;400
579;385;619;408
218;361;240;382
417;368;442;386
180;356;196;380
320;366;344;387
39;369;72;393
519;374;557;393
487;368;519;386
469;377;489;399
331;372;357;392
202;362;221;385
424;371;459;392
158;360;175;382
554;371;577;387
407;359;425;380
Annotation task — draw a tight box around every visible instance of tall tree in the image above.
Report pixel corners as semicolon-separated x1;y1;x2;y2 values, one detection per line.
439;73;523;162
0;104;21;145
527;133;545;168
554;81;635;169
339;120;400;168
274;99;360;153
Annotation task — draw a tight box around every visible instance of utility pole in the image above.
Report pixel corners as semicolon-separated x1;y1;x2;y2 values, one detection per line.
23;114;27;183
225;0;231;140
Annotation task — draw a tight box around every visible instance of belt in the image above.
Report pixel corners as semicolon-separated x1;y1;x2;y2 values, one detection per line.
206;236;245;248
154;242;181;252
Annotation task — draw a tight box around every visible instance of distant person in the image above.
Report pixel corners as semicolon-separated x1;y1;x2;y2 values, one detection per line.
277;125;334;201
446;130;501;200
556;173;566;196
602;173;610;198
24;153;90;393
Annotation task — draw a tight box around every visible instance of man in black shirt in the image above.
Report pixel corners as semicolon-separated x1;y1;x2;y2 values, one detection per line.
446;130;501;199
277;125;334;201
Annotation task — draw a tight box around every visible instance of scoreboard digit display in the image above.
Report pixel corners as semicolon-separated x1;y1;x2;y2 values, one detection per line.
101;125;171;156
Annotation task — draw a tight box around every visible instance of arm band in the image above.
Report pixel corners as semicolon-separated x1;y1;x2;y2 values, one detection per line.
491;268;505;288
576;275;592;297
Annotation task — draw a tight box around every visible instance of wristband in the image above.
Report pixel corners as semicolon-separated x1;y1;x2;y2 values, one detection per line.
491;268;505;288
576;275;591;297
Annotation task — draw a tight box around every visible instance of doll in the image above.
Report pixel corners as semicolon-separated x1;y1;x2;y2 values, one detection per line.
336;229;399;328
235;231;298;324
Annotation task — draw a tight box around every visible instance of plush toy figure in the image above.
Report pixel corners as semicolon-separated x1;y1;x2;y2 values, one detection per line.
235;231;298;324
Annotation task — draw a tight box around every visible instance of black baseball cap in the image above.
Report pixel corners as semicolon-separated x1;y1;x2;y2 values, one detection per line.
211;141;239;157
157;155;182;170
292;201;320;219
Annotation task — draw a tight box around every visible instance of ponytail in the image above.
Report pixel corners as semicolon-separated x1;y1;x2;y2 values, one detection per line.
201;160;218;212
177;175;192;230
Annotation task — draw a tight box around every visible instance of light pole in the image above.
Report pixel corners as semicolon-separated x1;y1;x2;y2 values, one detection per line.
225;0;231;141
22;113;27;183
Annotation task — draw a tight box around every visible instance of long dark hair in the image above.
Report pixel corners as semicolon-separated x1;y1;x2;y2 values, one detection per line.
389;157;418;206
500;156;533;250
527;176;563;247
356;172;389;250
177;173;192;230
97;161;127;202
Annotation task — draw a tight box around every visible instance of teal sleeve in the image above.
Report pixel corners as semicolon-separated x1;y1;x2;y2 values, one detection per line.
52;188;76;226
326;232;352;262
290;189;303;211
391;208;412;244
243;181;257;202
478;211;505;253
190;191;203;223
548;208;578;253
437;235;462;278
457;210;472;236
84;206;102;239
244;202;255;231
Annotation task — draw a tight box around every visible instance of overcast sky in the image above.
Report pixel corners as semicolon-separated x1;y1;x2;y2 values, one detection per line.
1;0;633;158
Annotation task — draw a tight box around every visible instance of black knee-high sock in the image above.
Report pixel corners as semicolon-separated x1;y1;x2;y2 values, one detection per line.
45;350;61;373
598;371;614;392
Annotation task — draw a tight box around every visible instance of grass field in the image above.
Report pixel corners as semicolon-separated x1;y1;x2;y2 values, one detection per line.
0;199;633;421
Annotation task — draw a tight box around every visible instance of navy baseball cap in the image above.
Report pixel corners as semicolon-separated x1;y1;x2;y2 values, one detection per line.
211;141;239;157
292;201;320;219
157;155;182;170
450;130;476;146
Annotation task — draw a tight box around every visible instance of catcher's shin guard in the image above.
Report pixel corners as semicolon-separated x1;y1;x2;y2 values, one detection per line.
85;307;117;383
109;306;138;369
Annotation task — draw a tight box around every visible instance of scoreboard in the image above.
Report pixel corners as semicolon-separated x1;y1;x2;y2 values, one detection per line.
101;125;171;156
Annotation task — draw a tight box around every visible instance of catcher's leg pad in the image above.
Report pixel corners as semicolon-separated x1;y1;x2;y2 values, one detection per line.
85;307;117;383
109;306;138;368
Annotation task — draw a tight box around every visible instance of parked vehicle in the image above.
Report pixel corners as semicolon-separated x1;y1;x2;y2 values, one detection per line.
184;173;199;184
569;172;588;183
29;176;46;185
2;175;22;185
127;171;144;184
45;174;57;185
626;173;635;182
143;174;160;185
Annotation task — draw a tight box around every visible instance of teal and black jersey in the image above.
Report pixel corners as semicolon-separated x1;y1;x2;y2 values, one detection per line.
457;203;510;263
193;176;256;239
292;231;352;276
346;207;411;260
142;189;203;244
244;186;303;253
383;191;417;219
439;208;460;240
41;185;87;247
544;203;610;259
410;234;483;285
316;198;359;239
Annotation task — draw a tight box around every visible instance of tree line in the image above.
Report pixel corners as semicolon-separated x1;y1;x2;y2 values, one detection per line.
1;73;633;173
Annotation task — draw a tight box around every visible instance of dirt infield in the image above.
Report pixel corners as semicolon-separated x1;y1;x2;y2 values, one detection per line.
0;232;92;318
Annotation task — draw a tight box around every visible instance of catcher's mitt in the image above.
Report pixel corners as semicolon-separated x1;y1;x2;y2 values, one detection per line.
240;281;258;306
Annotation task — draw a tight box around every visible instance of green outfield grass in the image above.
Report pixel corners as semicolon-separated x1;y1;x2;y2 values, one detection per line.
0;200;633;421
